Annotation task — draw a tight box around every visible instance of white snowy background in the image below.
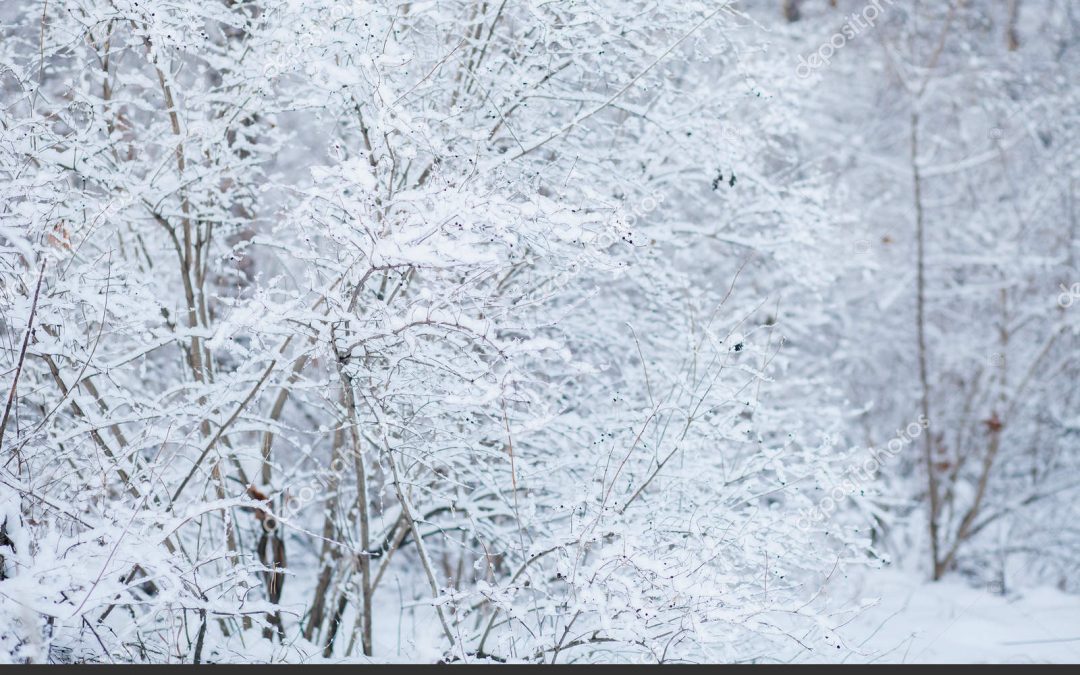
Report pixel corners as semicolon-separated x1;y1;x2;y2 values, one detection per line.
0;0;1078;664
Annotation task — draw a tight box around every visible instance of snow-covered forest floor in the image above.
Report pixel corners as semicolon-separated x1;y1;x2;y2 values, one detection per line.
2;0;1078;664
822;569;1080;664
258;566;1080;664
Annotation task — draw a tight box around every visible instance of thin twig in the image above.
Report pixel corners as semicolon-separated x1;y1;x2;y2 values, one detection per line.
0;257;47;456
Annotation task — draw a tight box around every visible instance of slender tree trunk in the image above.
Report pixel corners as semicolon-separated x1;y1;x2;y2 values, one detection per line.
333;323;373;657
304;424;344;644
0;258;46;458
911;110;942;580
1006;0;1021;51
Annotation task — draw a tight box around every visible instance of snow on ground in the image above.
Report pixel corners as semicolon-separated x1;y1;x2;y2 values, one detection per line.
826;568;1080;663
